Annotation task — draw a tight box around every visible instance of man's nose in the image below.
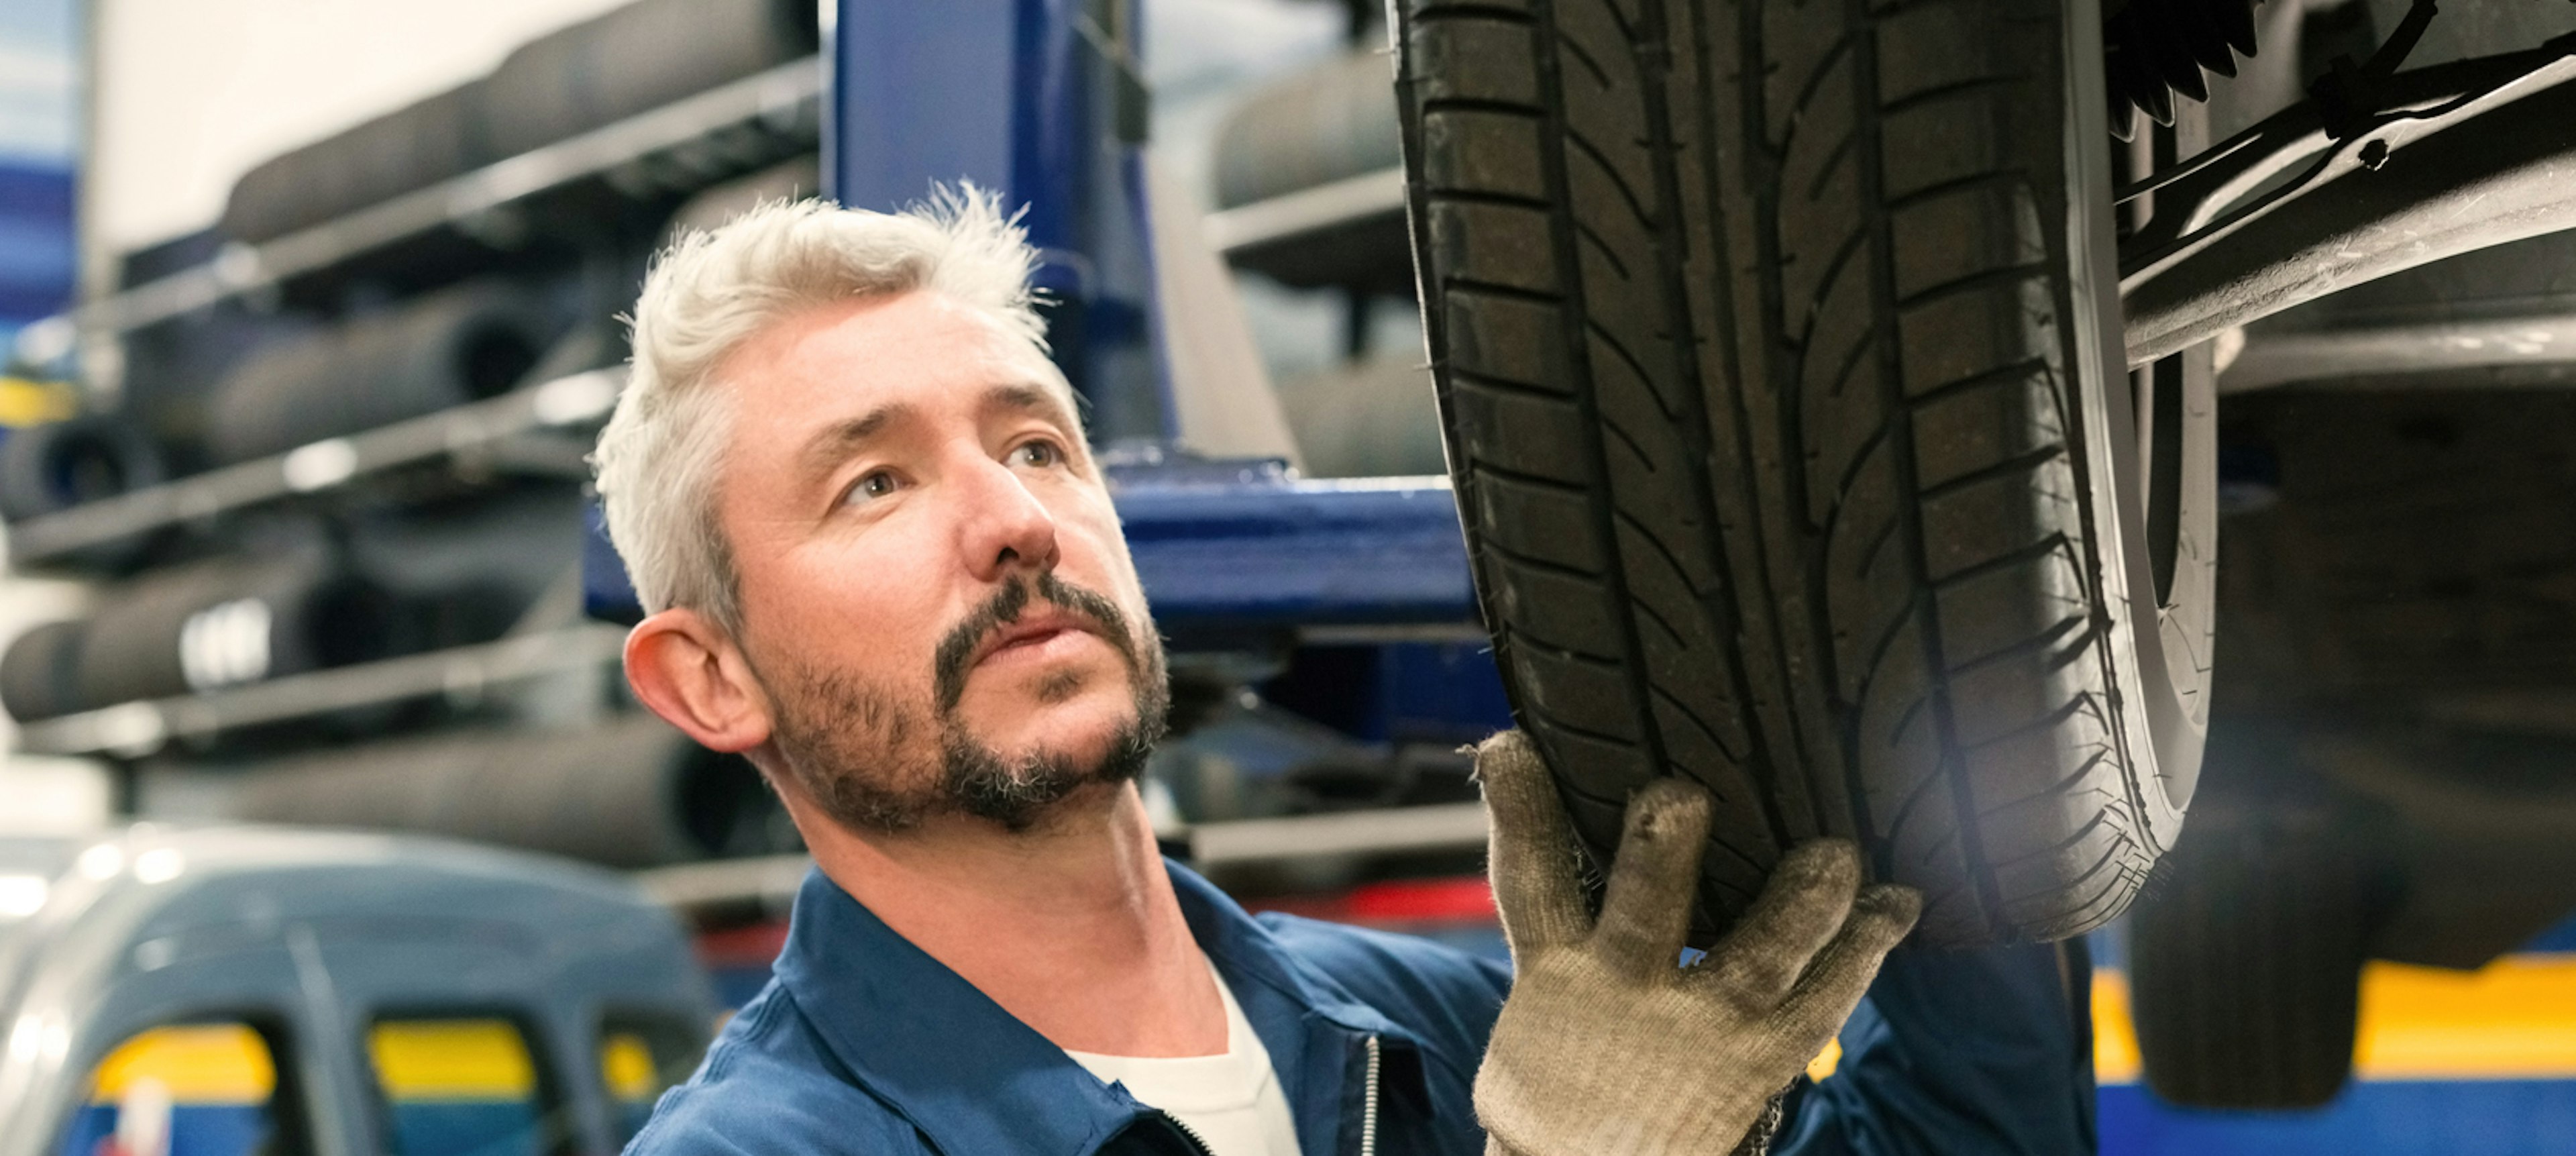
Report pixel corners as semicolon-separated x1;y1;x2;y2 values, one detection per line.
954;453;1061;580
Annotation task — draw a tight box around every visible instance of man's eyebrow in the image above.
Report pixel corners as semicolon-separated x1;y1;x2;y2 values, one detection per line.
795;403;916;490
983;382;1079;431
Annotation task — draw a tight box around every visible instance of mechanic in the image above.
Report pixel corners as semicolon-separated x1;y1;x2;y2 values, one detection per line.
594;191;2099;1155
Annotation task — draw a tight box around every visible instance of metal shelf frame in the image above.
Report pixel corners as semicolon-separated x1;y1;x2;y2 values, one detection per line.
580;466;1484;642
11;623;629;758
16;56;824;361
4;368;626;566
1201;166;1405;258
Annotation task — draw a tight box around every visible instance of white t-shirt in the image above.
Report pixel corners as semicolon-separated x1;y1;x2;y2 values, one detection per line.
1063;965;1301;1155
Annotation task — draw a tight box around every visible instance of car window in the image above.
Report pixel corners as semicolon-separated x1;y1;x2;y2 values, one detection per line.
366;1016;561;1156
596;1012;704;1145
59;1020;292;1156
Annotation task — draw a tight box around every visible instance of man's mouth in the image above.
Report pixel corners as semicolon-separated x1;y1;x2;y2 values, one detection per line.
933;574;1144;713
969;609;1099;670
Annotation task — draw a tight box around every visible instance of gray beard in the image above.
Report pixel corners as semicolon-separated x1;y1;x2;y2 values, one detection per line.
757;578;1171;835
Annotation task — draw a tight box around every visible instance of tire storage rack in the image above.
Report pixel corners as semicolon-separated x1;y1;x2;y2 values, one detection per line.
1;0;826;870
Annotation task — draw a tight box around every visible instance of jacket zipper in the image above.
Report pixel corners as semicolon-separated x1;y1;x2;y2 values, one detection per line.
1359;1034;1381;1156
1165;1110;1216;1155
1150;1035;1381;1156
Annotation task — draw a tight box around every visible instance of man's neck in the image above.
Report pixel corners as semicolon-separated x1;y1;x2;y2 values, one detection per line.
796;780;1230;1058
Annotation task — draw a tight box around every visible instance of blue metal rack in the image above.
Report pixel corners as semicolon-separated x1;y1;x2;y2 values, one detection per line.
584;0;1489;664
583;467;1482;645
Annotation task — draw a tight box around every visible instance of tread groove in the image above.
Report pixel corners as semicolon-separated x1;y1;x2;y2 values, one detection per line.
1428;187;1563;213
1468;457;1591;493
1895;260;2053;311
1555;28;1615;89
1946;613;2090;677
1903;356;2054;409
1916;443;2069;500
1451;366;1576;401
1565;129;1658;226
1419;96;1548;119
1878;72;2037;117
1928;531;2076;590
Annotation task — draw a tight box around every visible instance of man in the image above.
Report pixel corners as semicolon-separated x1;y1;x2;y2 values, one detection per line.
596;191;2097;1155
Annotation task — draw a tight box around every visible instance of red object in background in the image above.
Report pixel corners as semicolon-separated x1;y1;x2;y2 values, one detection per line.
1248;876;1497;928
696;921;790;970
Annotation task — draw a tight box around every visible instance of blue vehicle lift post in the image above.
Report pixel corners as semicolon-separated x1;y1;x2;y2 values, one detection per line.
587;0;1505;726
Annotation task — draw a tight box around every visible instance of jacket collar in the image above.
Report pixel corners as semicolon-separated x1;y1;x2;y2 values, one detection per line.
771;859;1430;1155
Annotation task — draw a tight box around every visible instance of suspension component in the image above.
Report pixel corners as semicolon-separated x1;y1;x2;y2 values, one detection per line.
2105;0;2263;139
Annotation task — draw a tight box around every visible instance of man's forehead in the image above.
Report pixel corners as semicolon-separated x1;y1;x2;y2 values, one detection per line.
729;291;1075;430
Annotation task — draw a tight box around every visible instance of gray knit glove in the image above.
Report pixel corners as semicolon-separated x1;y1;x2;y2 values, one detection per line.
1472;731;1921;1156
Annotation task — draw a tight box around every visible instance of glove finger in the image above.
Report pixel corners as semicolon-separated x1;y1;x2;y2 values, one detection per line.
1476;729;1592;951
1592;778;1713;976
1686;840;1863;1002
1778;884;1921;1024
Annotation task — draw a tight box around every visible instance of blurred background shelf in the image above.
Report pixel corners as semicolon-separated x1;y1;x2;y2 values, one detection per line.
6;368;622;566
11;622;626;757
18;57;823;357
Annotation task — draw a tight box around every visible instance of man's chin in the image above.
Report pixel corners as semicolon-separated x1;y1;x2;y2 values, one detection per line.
939;713;1156;833
953;692;1145;761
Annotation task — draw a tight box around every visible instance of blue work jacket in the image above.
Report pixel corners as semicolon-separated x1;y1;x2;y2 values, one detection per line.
625;861;2096;1155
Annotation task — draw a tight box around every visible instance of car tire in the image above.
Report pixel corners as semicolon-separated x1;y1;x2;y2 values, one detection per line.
221;80;494;244
1393;0;2211;944
1;619;88;722
2130;799;2376;1108
205;282;552;464
72;553;396;708
228;715;783;868
0;415;164;521
482;0;816;159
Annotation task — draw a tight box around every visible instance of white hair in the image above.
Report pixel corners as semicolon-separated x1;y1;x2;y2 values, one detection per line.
592;185;1067;633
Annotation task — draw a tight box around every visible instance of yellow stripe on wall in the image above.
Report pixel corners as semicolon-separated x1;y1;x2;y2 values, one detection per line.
88;1024;276;1104
2093;954;2576;1084
2354;957;2576;1080
368;1019;537;1102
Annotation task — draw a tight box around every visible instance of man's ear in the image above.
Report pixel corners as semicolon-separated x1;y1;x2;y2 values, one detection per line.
626;608;773;753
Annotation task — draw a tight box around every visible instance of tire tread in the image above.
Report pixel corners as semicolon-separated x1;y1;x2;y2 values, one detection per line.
1401;0;2160;943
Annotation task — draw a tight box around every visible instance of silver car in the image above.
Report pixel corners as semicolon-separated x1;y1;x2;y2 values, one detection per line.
0;826;713;1156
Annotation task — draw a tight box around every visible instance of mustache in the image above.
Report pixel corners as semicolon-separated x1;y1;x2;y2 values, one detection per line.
931;572;1140;713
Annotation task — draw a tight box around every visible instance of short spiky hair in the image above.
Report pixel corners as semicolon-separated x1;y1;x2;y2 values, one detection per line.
592;187;1067;634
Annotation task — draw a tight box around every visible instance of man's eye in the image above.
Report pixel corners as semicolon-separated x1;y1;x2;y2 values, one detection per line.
845;471;898;505
1013;441;1063;468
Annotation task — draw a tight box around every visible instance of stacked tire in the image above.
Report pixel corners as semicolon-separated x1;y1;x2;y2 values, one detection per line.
226;715;786;868
0;552;394;721
0;620;87;723
0;416;163;521
218;0;818;245
483;0;817;157
206;282;555;464
1212;49;1413;293
222;82;495;243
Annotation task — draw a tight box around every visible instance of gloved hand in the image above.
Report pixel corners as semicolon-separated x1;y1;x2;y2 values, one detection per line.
1472;731;1921;1156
